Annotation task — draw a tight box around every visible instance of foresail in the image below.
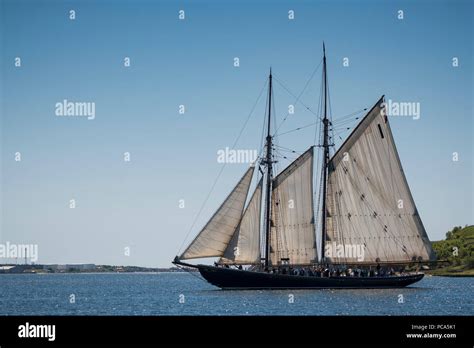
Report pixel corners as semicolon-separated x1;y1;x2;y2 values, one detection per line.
180;166;255;260
325;96;435;264
220;179;263;264
270;147;317;265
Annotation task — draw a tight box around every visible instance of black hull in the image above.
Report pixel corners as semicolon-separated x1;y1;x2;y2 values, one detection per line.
197;265;424;289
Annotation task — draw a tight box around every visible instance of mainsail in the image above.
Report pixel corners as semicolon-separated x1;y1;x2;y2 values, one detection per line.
270;147;317;265
220;179;263;264
325;97;435;263
180;166;255;260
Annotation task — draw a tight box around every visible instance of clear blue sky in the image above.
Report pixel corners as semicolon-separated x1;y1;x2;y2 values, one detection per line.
1;0;472;267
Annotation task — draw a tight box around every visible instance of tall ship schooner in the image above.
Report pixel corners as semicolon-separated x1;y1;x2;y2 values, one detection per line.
173;45;435;289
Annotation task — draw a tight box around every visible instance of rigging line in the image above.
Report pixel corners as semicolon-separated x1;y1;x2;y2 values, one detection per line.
273;121;319;137
330;124;350;142
331;131;353;136
325;67;337;161
175;264;205;281
327;72;336;159
327;70;333;122
328;107;370;150
271;80;282;179
274;148;303;156
256;83;271;199
331;129;354;137
331;108;368;123
332;127;353;134
271;59;323;132
273;76;323;126
274;149;298;162
313;68;323;146
177;78;268;254
274;152;296;161
332;118;361;127
331;125;355;131
273;144;305;154
259;86;269;164
332;116;361;125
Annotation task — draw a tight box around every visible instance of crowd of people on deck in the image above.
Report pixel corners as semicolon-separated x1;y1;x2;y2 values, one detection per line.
264;264;402;277
215;262;409;277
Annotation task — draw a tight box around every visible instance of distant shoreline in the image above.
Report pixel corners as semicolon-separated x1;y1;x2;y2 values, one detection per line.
0;264;197;274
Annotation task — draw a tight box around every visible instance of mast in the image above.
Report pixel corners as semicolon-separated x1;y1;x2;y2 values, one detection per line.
321;43;330;263
263;68;273;269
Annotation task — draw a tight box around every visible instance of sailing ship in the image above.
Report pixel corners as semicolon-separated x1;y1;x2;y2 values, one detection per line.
173;44;435;289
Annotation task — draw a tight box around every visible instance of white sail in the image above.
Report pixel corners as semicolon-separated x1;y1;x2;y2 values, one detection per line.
270;147;317;265
221;179;263;264
325;96;435;263
180;166;255;260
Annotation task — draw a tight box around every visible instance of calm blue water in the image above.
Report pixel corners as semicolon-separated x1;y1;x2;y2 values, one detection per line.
0;273;472;315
